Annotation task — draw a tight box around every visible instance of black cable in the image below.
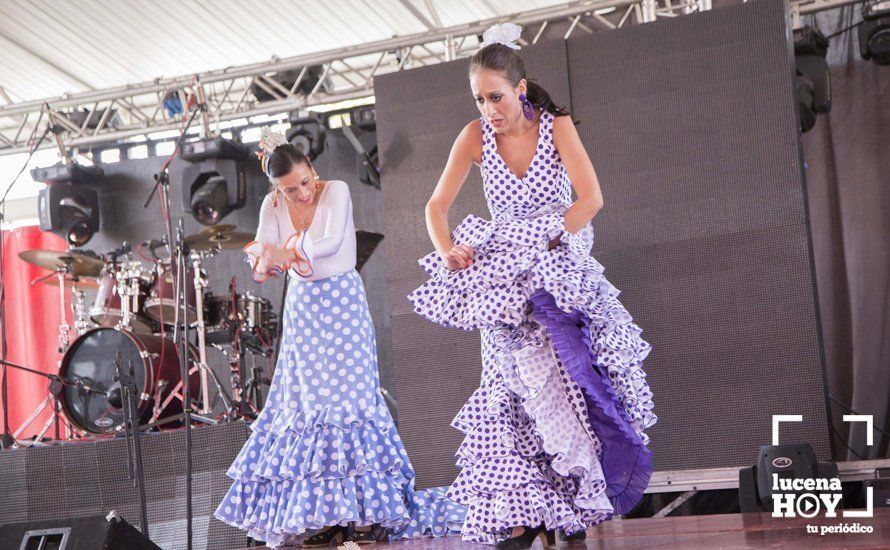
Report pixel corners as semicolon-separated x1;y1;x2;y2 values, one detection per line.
825;19;866;40
828;416;867;460
829;394;890;439
0;126;53;205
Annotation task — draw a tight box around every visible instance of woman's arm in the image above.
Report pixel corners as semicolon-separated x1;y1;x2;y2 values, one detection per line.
552;115;604;234
425;120;482;269
251;195;293;276
308;180;351;260
255;194;281;247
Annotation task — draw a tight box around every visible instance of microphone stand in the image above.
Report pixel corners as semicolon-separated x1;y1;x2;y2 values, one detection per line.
142;99;204;550
0;357;105;444
175;219;195;550
114;352;150;537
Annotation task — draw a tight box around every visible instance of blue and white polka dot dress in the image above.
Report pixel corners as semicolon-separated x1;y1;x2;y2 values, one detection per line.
409;111;657;544
216;270;463;547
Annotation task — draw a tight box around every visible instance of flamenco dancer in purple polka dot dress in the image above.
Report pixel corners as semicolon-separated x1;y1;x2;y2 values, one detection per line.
215;133;464;548
409;24;657;549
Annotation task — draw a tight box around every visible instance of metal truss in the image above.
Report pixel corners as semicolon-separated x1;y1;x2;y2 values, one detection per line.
0;0;862;157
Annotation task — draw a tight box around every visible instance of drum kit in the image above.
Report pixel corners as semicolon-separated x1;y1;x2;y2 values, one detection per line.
16;225;278;441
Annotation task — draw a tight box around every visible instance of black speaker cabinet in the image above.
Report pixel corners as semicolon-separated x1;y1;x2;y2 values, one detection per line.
0;514;160;550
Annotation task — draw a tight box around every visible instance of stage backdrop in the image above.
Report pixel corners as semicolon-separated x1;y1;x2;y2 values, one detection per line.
376;0;831;488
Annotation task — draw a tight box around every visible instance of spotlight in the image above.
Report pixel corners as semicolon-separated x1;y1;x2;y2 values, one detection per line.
181;137;249;226
738;443;839;512
351;106;377;131
251;65;334;102
860;1;890;65
286;112;327;161
793;26;831;133
33;162;103;246
37;182;101;246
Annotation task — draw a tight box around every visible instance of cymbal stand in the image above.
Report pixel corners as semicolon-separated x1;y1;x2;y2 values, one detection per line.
190;251;236;419
55;263;73;352
190;253;210;414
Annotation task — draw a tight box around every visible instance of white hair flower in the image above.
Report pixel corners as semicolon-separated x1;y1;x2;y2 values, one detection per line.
480;23;522;50
258;126;287;155
256;126;288;176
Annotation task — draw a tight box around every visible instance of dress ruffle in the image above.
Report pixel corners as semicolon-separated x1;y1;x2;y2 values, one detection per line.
531;289;652;515
390;487;466;540
215;398;415;547
409;209;656;443
446;324;614;543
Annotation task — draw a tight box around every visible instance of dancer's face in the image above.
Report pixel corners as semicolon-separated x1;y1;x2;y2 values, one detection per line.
470;69;526;134
277;162;318;205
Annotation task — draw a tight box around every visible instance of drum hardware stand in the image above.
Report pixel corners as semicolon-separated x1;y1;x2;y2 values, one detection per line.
217;342;260;419
71;285;91;335
240;353;268;417
114;352;150;537
190;252;212;414
28;263;82;348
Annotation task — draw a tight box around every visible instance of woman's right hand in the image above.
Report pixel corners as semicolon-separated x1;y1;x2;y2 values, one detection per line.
443;244;474;271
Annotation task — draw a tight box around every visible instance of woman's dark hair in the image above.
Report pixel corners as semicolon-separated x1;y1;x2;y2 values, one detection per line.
265;143;313;196
267;143;311;179
469;44;569;117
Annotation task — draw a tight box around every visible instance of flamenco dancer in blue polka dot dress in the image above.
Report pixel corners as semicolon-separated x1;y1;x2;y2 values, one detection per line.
215;132;464;548
409;24;657;549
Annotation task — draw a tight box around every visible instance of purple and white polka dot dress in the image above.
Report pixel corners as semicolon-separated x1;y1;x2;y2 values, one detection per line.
409;111;657;544
215;270;464;547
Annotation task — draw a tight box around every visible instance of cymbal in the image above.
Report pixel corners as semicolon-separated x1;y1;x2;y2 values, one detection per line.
185;225;253;251
36;276;100;289
19;249;105;277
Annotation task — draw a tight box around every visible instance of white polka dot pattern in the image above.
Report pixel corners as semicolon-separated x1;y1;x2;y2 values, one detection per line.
214;270;466;547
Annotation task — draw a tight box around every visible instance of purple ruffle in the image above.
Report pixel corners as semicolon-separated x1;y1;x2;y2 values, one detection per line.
530;289;651;515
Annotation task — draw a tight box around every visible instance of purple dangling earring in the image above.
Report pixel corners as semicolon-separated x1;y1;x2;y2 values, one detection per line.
519;93;535;121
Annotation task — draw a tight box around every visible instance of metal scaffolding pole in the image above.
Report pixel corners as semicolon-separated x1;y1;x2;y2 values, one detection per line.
0;0;854;157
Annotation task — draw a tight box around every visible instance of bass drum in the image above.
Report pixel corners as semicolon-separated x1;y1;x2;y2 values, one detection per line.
59;328;199;435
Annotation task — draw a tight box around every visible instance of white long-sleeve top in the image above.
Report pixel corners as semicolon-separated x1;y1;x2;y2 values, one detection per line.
253;179;356;281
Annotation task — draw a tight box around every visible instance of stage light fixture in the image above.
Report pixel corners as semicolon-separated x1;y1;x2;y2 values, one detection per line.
180;137;249;226
738;443;839;513
286;112;327;161
860;1;890;65
37;182;101;246
351;106;377;131
793;26;831;133
33;162;104;246
251;65;334;102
